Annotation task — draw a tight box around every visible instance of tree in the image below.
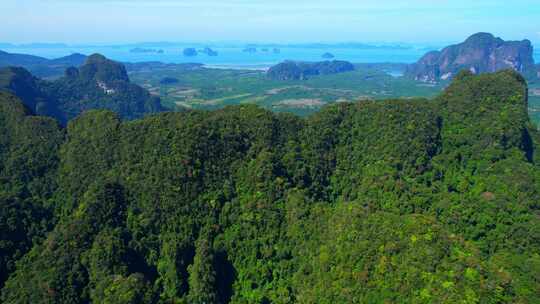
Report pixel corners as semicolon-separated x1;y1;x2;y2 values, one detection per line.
187;233;217;304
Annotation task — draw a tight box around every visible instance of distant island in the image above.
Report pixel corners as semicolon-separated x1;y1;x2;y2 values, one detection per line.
273;48;281;54
267;60;355;80
322;52;335;59
130;48;164;54
199;47;218;56
243;47;257;53
14;42;69;48
183;48;198;57
405;32;537;82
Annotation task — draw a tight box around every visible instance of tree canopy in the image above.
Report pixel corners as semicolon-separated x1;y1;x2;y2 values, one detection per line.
0;70;539;303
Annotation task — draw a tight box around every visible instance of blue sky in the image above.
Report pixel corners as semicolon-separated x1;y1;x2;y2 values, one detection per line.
1;0;539;44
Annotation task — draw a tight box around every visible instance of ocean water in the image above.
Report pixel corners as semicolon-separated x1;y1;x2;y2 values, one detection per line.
5;44;539;69
3;45;435;68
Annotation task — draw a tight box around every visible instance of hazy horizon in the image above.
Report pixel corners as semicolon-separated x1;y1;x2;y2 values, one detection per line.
1;38;538;48
2;0;540;44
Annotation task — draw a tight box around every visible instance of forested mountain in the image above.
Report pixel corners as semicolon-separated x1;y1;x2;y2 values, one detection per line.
0;50;49;66
267;60;355;80
0;70;539;303
0;54;165;125
0;66;60;118
406;33;537;82
0;92;63;289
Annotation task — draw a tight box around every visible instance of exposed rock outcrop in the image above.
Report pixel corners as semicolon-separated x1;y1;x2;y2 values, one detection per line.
406;33;536;82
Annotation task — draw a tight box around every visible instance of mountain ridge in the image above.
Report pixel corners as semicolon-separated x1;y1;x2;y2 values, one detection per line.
267;60;355;80
0;53;164;124
405;33;537;82
0;50;87;78
1;70;539;303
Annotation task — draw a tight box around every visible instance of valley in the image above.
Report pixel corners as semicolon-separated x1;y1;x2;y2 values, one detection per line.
129;64;540;127
129;65;446;116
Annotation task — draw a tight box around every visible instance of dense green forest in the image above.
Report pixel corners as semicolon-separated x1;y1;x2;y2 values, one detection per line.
0;70;539;303
0;54;164;125
267;60;355;80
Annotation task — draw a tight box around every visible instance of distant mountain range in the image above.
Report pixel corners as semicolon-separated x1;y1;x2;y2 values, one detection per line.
0;54;164;124
0;50;87;78
0;41;414;50
2;34;539;88
0;49;205;78
0;42;70;48
405;33;538;82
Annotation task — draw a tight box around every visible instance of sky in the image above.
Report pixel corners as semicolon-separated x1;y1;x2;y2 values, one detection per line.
1;0;539;44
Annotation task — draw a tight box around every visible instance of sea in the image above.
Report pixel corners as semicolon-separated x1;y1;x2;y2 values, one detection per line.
1;44;436;69
3;44;539;70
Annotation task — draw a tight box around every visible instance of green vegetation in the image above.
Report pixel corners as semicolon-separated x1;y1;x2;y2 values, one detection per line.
0;50;87;78
267;60;355;80
129;65;445;116
130;64;540;125
0;54;164;125
0;70;539;303
529;81;540;127
0;92;62;289
528;97;540;127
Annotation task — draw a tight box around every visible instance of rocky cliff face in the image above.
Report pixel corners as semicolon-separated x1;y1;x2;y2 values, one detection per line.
79;54;130;84
406;33;536;82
